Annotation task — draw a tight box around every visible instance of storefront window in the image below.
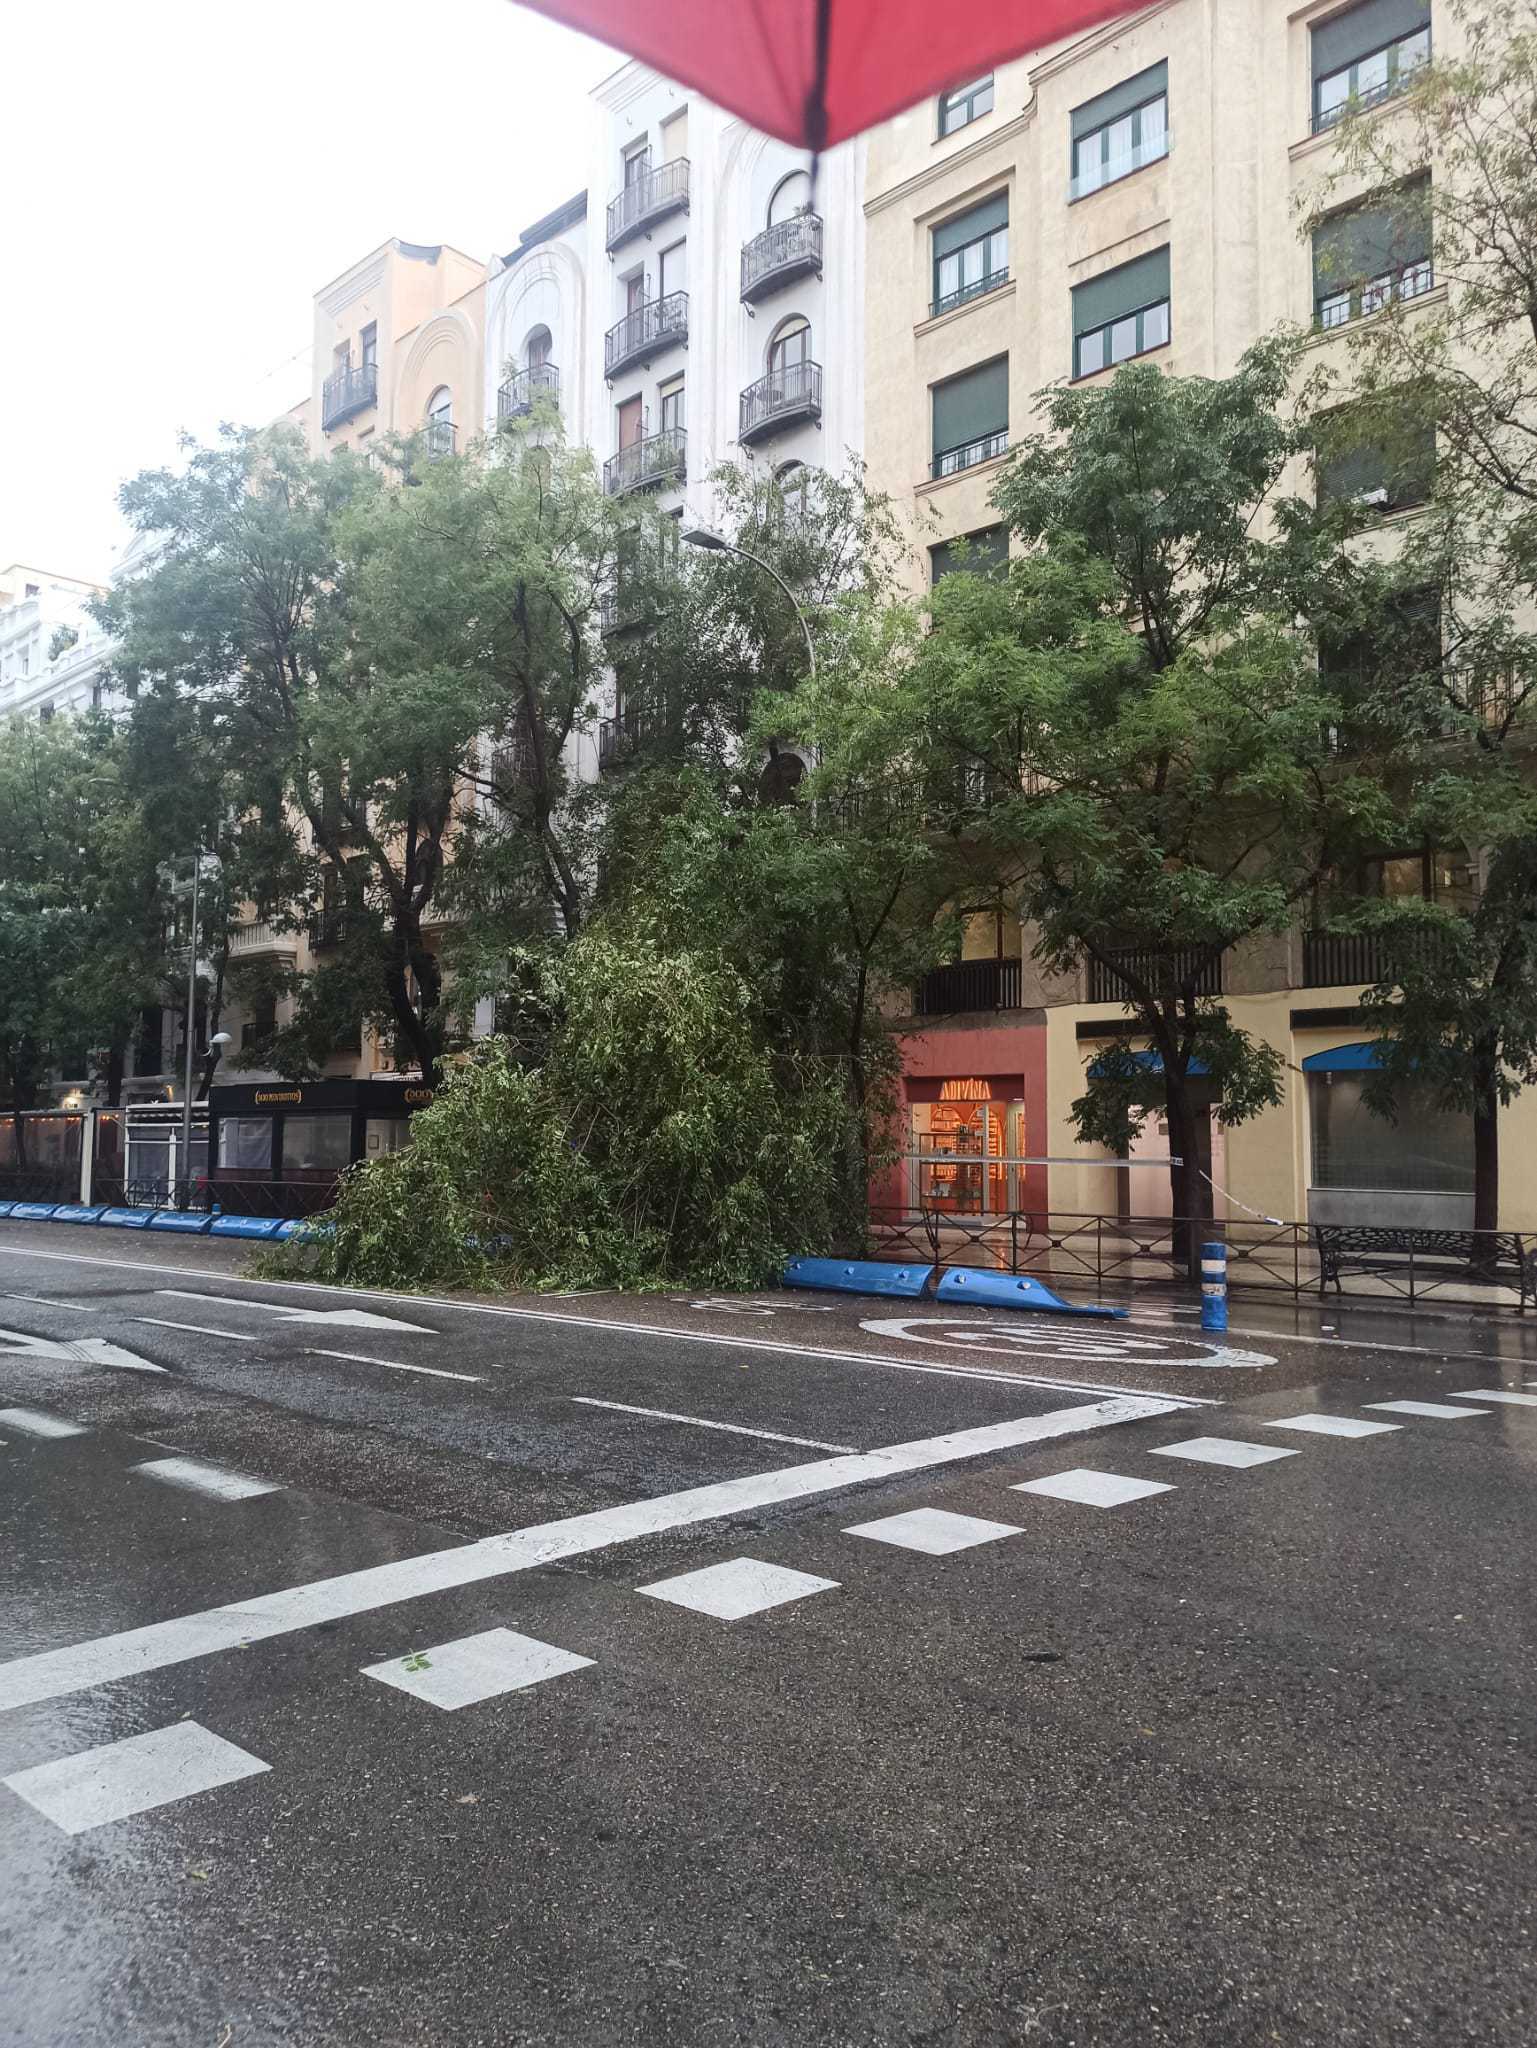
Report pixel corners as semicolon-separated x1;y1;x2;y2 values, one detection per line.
1309;1071;1473;1193
219;1117;273;1171
364;1117;414;1160
911;1090;1023;1213
283;1113;353;1172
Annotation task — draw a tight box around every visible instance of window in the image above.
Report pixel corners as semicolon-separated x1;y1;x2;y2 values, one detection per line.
360;323;377;371
660;106;688;161
930;527;1009;584
768;170;812;226
332;340;351;375
658;376;685;435
658;239;686;298
776;461;809;529
219;1117;273;1171
1308;1070;1472;1193
617;394;643;449
1313;179;1432;329
425;386;454;458
768;315;810;375
931;357;1009;479
1315;403;1434;512
282;1114;353;1172
623;141;651;187
938;75;994;137
1070;62;1169;199
525;326;552;368
24;582;39;598
1072;246;1170;378
1312;0;1430;132
931;193;1008;317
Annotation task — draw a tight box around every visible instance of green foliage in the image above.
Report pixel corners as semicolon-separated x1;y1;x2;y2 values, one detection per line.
269;926;874;1293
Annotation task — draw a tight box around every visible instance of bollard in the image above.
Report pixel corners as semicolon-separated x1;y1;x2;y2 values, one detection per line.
1200;1238;1228;1333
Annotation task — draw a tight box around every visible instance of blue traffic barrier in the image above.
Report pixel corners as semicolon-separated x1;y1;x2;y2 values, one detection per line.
1200;1239;1228;1333
10;1202;61;1221
934;1268;1128;1319
783;1257;937;1300
209;1215;286;1241
49;1204;108;1225
147;1210;215;1235
271;1216;332;1242
97;1206;154;1229
0;1201;16;1218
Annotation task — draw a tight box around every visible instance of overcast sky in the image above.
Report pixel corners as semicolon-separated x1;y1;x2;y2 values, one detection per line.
1;0;614;582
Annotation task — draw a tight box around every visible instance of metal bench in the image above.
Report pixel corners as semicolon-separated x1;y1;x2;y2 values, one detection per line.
1312;1224;1534;1311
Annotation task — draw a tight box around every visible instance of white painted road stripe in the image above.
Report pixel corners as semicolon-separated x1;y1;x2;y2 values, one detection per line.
0;1394;1179;1712
306;1348;482;1383
134;1317;257;1342
362;1628;592;1710
132;1457;282;1502
638;1558;838;1620
1448;1388;1537;1408
2;1721;269;1835
0;1248;1221;1404
3;1292;98;1311
1366;1400;1490;1419
0;1406;86;1439
571;1395;856;1453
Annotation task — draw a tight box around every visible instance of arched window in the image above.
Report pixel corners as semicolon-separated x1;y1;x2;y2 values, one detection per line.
768;169;812;227
425;386;454;458
775;459;808;529
768;315;810;377
524;326;552;369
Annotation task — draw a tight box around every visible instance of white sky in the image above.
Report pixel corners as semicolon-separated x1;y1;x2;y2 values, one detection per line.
1;0;614;582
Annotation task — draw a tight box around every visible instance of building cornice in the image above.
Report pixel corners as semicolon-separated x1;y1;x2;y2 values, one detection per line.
317;249;389;319
1027;1;1177;91
865;106;1037;221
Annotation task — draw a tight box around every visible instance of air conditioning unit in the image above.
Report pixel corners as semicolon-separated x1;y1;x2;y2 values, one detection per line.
1357;487;1389;508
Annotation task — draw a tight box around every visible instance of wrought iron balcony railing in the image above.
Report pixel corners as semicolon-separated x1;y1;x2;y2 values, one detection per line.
321;361;378;430
930;429;1009;481
914;959;1024;1016
739;360;823;446
605;292;689;379
424;420;457;460
740;212;824;304
603;426;687;497
497;363;561;419
605;158;690;252
1087;945;1224;1004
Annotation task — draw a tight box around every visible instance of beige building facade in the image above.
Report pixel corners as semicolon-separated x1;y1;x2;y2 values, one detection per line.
863;0;1537;1233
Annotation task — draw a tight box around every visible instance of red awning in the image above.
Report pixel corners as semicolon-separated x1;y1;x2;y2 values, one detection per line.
511;0;1141;150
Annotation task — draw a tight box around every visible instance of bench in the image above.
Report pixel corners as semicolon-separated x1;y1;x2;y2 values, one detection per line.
1312;1224;1535;1311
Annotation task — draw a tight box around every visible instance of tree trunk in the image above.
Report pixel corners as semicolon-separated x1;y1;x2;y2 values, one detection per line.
1471;1040;1500;1245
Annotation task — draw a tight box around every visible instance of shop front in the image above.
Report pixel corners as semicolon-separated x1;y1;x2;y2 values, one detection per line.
207;1078;433;1215
870;1017;1049;1226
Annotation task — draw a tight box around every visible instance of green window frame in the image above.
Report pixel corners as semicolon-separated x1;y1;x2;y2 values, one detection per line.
931;193;1009;317
931;358;1009;479
1311;0;1430;132
930;526;1009;584
1069;62;1169;200
1072;247;1170;379
938;74;994;137
1313;179;1432;330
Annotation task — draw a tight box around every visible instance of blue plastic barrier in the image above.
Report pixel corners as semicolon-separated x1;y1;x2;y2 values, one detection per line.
209;1215;286;1241
272;1217;331;1241
0;1202;16;1219
147;1211;215;1235
10;1202;61;1222
783;1257;936;1300
934;1268;1128;1319
49;1204;108;1225
97;1206;154;1229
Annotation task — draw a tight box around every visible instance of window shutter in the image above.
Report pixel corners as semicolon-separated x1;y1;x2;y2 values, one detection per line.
1313;184;1430;294
931;527;1009;583
1072;246;1170;336
932;359;1009;455
1070;61;1169;142
932;191;1009;262
1312;0;1429;77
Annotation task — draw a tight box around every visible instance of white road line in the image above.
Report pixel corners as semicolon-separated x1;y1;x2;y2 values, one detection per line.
132;1457;282;1502
3;1293;98;1312
361;1628;592;1710
0;1406;86;1440
0;1392;1179;1713
570;1396;856;1452
306;1347;481;1383
2;1721;269;1835
134;1317;257;1342
0;1248;1221;1405
1448;1388;1537;1408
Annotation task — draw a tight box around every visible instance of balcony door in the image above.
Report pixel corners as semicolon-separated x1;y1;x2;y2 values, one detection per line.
624;143;651;189
617;395;643;450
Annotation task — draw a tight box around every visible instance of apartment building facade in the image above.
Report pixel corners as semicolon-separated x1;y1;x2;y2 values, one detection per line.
0;561;114;721
862;0;1532;1232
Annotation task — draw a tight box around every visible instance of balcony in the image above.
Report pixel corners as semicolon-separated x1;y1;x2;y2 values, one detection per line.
739;360;823;446
930;429;1008;481
229;920;299;960
605;158;690;253
914;959;1023;1016
1087;946;1223;1004
930;268;1010;321
1302;929;1395;988
424;420;457;460
599;587;645;637
497;363;561;420
603;426;686;497
740;212;824;305
321;361;378;431
605;292;688;379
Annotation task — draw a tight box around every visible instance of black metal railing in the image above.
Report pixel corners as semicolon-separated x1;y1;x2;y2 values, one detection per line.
424;419;457;459
1300;926;1459;988
599;587;645;637
321;361;378;430
603;426;687;497
497;363;561;419
1087;946;1224;1004
913;959;1023;1015
1312;43;1427;135
930;268;1009;320
739;360;823;445
606;158;690;251
740;212;824;303
605;292;689;378
931;429;1008;481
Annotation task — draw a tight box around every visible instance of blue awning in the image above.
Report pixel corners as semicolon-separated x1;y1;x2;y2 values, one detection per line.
1301;1041;1383;1073
1088;1048;1209;1079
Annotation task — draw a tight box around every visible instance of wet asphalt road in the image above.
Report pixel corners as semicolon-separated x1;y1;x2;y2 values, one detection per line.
0;1224;1535;2048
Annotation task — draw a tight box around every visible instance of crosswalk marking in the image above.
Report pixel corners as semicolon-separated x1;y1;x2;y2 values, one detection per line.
1366;1400;1490;1419
362;1628;592;1709
1012;1469;1173;1507
1263;1414;1401;1438
844;1507;1021;1554
0;1406;86;1440
1150;1437;1298;1469
1448;1389;1537;1408
0;1393;1181;1712
2;1721;269;1835
638;1558;839;1619
132;1457;281;1502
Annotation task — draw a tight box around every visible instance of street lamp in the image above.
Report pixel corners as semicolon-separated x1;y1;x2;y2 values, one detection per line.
680;525;817;682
